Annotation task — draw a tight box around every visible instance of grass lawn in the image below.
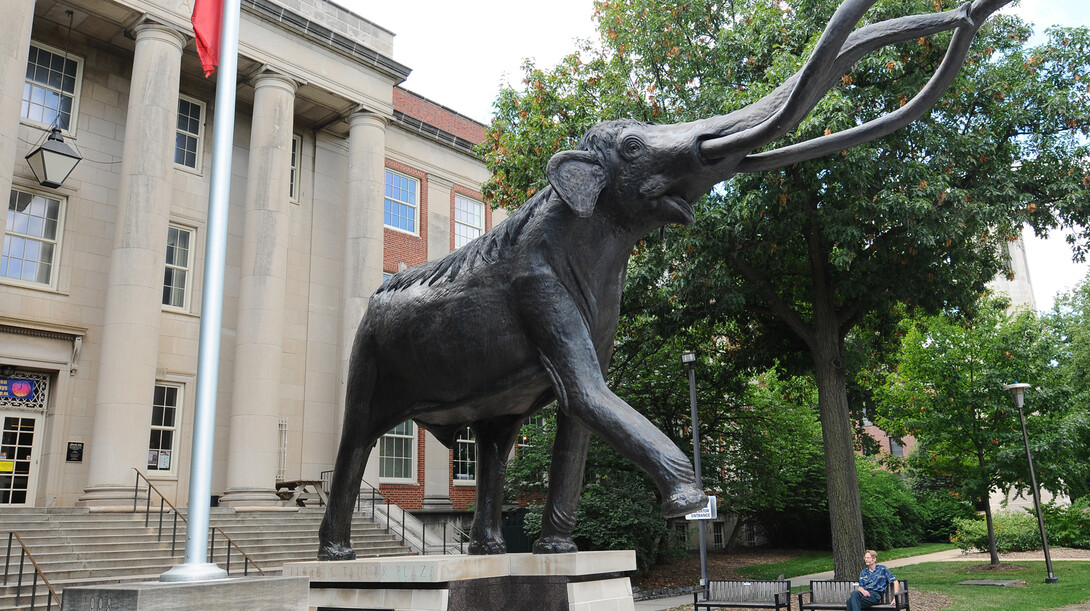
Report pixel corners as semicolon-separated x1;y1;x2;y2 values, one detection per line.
893;561;1090;610
737;543;956;580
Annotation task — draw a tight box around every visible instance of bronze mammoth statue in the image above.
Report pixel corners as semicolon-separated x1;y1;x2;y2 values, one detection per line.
319;0;1014;560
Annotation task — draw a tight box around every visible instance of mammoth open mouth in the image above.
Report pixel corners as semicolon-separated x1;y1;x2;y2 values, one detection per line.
664;194;695;223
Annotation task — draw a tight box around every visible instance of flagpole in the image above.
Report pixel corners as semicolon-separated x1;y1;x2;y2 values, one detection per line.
161;0;240;582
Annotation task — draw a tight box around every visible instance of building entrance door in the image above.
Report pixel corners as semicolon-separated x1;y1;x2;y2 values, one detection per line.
0;370;51;506
0;413;42;505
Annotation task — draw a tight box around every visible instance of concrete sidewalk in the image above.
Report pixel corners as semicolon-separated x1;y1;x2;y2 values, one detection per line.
634;548;967;611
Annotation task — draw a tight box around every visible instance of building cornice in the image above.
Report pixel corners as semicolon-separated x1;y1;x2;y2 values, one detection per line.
241;0;412;84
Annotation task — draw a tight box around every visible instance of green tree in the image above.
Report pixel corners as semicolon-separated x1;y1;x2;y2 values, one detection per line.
1045;272;1090;499
481;0;1090;576
872;297;1064;564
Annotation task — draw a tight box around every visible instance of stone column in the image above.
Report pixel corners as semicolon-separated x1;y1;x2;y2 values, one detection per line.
340;111;386;486
422;434;453;509
0;0;35;197
219;71;299;508
79;21;186;507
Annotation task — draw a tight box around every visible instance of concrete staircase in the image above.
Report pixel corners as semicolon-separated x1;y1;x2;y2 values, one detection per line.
0;507;410;609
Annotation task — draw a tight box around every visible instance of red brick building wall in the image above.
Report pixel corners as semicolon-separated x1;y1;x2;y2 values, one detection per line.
393;87;487;144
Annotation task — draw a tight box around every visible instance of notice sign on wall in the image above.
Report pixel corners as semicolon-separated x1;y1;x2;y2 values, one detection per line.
67;442;84;462
0;377;35;401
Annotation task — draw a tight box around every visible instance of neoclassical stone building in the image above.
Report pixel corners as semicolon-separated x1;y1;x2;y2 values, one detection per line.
0;0;501;514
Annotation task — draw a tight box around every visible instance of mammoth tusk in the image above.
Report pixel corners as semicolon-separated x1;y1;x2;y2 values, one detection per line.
735;0;1012;172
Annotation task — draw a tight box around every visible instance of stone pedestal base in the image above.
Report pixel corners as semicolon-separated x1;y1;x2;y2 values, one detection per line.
284;551;636;611
61;576;308;610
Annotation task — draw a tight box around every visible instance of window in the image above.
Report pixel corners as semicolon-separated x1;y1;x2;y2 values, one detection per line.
384;170;418;233
453;426;476;483
277;417;288;481
162;224;192;309
2;188;64;287
675;523;688;548
175;95;205;169
454;195;484;248
22;42;82;131
379;421;415;481
289;135;301;202
148;384;181;473
889;437;904;458
713;521;725;549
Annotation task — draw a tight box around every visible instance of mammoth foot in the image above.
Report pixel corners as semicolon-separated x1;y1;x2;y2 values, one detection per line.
467;536;507;555
661;487;708;518
532;535;578;554
317;541;357;561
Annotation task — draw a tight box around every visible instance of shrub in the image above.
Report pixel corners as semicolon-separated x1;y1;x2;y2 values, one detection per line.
1040;496;1090;549
858;458;923;549
952;511;1042;552
914;490;977;542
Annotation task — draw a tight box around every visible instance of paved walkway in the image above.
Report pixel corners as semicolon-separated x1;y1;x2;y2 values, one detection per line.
634;548;994;611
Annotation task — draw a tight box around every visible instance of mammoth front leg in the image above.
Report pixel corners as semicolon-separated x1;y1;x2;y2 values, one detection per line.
533;410;590;553
520;287;707;519
467;417;522;555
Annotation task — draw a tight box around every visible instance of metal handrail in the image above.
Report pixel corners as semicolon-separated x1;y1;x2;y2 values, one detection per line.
132;468;266;576
3;531;61;610
320;470;467;555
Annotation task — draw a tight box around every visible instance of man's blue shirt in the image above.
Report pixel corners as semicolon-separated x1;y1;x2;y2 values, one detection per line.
858;564;896;595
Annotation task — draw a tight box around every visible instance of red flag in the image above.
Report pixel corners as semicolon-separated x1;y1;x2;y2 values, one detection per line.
191;0;222;77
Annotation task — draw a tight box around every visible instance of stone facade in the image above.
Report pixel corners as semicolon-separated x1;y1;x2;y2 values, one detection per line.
0;0;502;515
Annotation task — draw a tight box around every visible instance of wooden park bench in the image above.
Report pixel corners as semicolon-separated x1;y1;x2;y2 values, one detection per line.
692;579;792;610
797;580;910;610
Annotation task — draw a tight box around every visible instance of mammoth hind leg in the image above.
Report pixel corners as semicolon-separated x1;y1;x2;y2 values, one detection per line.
533;410;590;554
318;355;394;561
467;417;522;555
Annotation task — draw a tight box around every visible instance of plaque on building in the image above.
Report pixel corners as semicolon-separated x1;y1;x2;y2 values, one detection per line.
67;442;84;462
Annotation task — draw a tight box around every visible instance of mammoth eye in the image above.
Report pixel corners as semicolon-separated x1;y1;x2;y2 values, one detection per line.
620;136;645;160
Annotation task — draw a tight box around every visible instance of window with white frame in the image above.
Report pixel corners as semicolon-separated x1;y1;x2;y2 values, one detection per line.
289;135;301;202
384;170;418;233
162;224;193;309
2;188;64;287
175;95;205;170
148;384;181;473
379;421;415;481
454;195;484;249
22;42;83;131
713;521;725;548
453;426;476;483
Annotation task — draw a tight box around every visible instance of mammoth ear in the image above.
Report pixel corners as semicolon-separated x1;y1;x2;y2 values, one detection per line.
546;150;607;218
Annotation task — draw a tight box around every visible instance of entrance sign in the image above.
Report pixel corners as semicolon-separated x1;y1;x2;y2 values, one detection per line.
686;496;717;520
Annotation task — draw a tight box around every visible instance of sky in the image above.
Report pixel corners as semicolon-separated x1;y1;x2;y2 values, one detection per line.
342;0;1090;310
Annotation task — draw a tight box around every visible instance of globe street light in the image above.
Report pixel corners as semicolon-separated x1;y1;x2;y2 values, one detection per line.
681;350;708;595
1003;382;1058;584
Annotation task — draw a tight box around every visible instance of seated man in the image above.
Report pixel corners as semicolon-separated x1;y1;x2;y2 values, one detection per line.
847;549;899;610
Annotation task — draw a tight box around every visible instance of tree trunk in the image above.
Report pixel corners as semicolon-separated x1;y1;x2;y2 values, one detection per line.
981;495;1001;565
813;336;866;580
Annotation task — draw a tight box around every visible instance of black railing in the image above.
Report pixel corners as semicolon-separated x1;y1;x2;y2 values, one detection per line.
132;469;265;576
3;531;60;610
320;470;468;555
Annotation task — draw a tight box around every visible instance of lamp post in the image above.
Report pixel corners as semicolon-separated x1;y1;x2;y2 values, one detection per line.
1003;382;1058;584
681;350;708;595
